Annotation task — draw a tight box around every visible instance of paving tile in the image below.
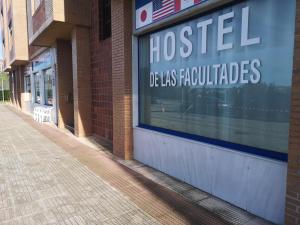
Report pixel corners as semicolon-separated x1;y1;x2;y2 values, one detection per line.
0;105;161;225
1;105;246;225
158;177;194;194
181;188;209;202
197;197;255;225
244;217;274;225
117;159;145;169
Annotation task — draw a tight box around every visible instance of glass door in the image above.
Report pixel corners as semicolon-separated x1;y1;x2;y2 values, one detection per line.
44;68;54;106
34;73;40;104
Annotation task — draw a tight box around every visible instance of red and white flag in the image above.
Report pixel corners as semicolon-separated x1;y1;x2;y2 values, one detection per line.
136;2;153;29
153;0;175;21
175;0;202;11
136;0;207;29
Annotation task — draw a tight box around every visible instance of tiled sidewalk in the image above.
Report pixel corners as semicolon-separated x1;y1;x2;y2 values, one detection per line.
0;104;274;225
0;104;229;225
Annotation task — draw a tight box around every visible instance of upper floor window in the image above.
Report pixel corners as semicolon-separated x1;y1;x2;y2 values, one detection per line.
8;20;13;51
31;0;42;15
2;34;5;45
24;75;31;93
34;73;40;104
138;0;296;160
34;0;41;10
1;37;4;65
44;68;54;106
99;0;111;40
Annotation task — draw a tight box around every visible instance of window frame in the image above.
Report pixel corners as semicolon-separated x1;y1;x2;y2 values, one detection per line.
34;73;40;104
24;75;31;94
99;0;111;40
8;20;13;52
31;0;42;15
136;0;294;162
43;68;54;106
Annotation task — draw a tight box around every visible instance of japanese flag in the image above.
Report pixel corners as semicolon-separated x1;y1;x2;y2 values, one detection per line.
175;0;202;11
136;2;153;29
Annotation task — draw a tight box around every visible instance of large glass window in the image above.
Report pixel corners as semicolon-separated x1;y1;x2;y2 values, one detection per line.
11;72;15;102
34;73;40;104
8;21;13;52
24;75;31;93
44;69;53;106
99;0;111;40
138;0;296;158
33;0;41;11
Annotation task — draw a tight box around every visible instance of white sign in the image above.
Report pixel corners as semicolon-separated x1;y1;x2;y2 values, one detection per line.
149;6;262;88
136;2;153;29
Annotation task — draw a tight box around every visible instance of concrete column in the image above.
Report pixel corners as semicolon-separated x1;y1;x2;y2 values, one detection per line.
55;40;74;130
71;26;92;137
16;66;24;109
111;0;133;159
285;2;300;225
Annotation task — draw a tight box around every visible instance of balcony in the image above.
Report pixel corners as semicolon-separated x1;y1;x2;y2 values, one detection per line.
1;27;4;43
32;0;46;34
9;46;15;63
0;0;3;16
3;59;11;72
5;0;29;66
7;4;12;24
28;0;91;47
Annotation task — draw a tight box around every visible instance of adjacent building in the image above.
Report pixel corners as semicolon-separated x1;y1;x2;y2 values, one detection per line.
0;59;4;72
1;0;28;108
1;0;300;224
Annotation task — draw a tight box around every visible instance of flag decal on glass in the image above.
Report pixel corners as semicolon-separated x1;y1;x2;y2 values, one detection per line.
153;0;175;21
136;2;153;29
135;0;208;29
175;0;203;11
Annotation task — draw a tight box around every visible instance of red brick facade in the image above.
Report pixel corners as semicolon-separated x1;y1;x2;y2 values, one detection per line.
56;40;74;130
111;0;133;159
28;46;46;59
72;26;92;137
32;0;46;33
4;0;300;222
90;0;113;144
10;66;24;109
286;1;300;224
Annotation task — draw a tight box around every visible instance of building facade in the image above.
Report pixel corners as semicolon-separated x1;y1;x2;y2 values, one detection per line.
1;0;300;224
1;0;28;108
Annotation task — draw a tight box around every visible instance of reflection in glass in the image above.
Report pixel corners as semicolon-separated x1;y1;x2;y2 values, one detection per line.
44;69;53;106
138;0;296;154
34;73;40;104
24;75;31;93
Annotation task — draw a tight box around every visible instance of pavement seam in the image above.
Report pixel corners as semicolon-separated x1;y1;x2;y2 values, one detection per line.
5;104;263;225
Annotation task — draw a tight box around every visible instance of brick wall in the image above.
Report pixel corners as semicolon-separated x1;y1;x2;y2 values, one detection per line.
28;46;47;59
32;0;46;34
28;46;40;58
9;75;14;104
286;2;300;225
56;40;74;130
72;26;92;137
12;0;29;62
111;0;133;159
64;0;90;27
7;4;12;24
90;0;113;144
10;66;24;109
10;72;15;105
16;67;24;109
